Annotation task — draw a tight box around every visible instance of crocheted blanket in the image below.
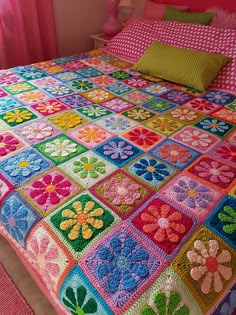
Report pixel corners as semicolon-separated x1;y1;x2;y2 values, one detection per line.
0;49;235;315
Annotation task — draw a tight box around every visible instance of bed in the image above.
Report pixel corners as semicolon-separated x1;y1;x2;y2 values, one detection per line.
0;2;236;314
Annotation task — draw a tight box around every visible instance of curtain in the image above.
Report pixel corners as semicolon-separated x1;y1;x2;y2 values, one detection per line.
0;0;58;69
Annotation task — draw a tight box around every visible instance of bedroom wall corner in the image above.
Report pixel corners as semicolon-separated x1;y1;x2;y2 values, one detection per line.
53;0;107;57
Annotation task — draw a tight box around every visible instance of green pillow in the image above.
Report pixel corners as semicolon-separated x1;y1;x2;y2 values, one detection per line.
133;41;231;91
164;5;215;25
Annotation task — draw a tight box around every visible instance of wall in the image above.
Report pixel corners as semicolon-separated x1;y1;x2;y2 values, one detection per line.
53;0;146;57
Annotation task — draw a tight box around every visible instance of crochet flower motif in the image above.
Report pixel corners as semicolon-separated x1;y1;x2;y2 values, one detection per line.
104;116;130;131
171;108;198;121
0;97;19;111
218;206;236;234
104;98;131;111
187;240;232;294
46;85;72;96
103;177;141;205
215;109;236;121
189;99;215;112
103;140;133;160
141;204;185;243
35;101;63;114
4;153;42;177
96;236;149;293
27;236;60;287
200;119;229;133
73;156;105;178
126;91;149;103
158;143;191;163
179;129;212;147
0;134;19;156
127;128;159;147
215;145;236;164
219;289;236;315
172;179;213;209
145;85;168;95
140;291;189;315
30;173;71;205
20;91;46;102
81;105;108;117
52;112;82;130
164;91;191;103
21;122;53;140
87;89;110;102
72;80;94;91
204;91;233;105
77;126;106;143
60;201;104;240
1;198;28;242
45;138;77;157
62;286;98;315
3;109;33;124
134;158;170;181
127;108;152;120
152;118;179;132
195;160;234;184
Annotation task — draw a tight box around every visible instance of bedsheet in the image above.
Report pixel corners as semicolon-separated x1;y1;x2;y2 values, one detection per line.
0;49;235;315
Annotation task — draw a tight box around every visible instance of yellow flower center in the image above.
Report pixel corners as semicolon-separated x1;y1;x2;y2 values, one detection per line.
57;145;66;151
187;189;198;198
87;131;95;137
84;163;94;170
147;166;156;172
45;184;56;193
0;142;5;148
76;213;88;224
19;160;29;168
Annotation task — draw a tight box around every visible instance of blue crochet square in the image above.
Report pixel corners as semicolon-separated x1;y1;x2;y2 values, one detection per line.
75;67;103;78
59;265;113;315
201;90;236;105
205;196;236;250
59;94;92;108
195;117;233;138
127;155;176;189
94;137;143;167
43;84;75;98
0;193;40;247
149;138;201;170
0;148;51;185
141;97;176;114
0;97;22;113
105;82;133;96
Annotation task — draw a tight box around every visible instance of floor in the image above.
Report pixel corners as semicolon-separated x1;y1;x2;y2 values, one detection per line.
0;235;57;315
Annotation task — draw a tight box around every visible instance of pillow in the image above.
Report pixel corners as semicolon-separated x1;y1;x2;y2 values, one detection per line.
143;0;189;21
104;18;162;63
133;41;231;91
156;21;236;91
164;5;215;25
206;7;236;29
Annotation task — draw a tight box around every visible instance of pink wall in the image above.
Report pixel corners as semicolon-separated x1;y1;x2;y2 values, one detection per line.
53;0;146;57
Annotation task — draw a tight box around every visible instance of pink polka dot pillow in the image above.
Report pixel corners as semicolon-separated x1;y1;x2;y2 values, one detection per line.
104;18;162;63
206;7;236;29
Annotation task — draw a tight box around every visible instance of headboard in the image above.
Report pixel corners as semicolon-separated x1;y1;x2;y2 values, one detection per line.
151;0;236;12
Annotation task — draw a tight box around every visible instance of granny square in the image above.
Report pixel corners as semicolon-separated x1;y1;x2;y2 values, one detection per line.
101;97;134;112
225;129;236;145
205;196;236;250
0;107;38;127
141;83;171;96
121;90;154;105
68;123;114;149
94;137;142;167
59;265;113;315
159;173;225;222
81;88;115;104
0;174;14;206
62;60;87;71
209;142;236;166
95;114;138;135
164;106;204;125
0;88;8;98
171;226;236;313
0;148;51;185
60;151;116;188
131;196;195;259
226;99;236;110
48;110;87;132
2;82;37;95
0;131;28;160
30;76;62;88
19;168;83;217
42;65;66;75
195;117;233;138
34;134;88;165
105;82;133;96
26;223;75;293
31;99;69;116
43;84;75;98
160;90;193;105
211;282;236;315
58;94;92;108
122;106;156;123
76;104;113;120
122;126;165;151
89;75;118;87
200;90;235;105
186;156;236;192
75;67;103;78
141;97;176;114
126;267;202;315
79;223;167;314
149;138;200;170
184;98;221;114
170;125;220;153
211;107;236;124
15;90;50;105
16;68;47;80
144;116;184;136
0;74;23;86
89;169;154;219
46;192;119;259
108;70;133;81
0;193;40;247
54;71;82;83
126;154;176;189
67;79;98;92
0;96;22;113
123;77;152;89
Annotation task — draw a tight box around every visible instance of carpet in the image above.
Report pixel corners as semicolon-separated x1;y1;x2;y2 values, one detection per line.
0;263;34;315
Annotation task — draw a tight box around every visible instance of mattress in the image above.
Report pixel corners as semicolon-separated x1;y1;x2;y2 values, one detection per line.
0;49;235;315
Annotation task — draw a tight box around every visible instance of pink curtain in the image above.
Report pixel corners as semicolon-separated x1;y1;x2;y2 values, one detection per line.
0;0;58;69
